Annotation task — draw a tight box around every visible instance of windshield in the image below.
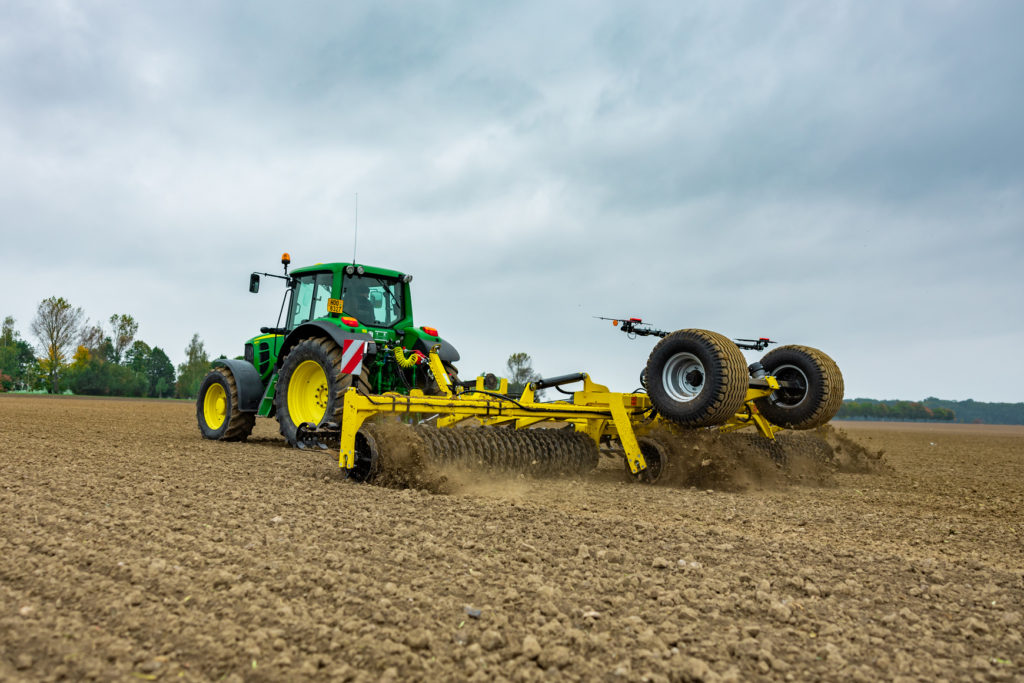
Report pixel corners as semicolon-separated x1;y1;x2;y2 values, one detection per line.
342;274;404;327
288;272;333;328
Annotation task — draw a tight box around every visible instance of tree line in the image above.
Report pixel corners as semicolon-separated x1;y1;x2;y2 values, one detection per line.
837;400;955;422
838;397;1024;425
0;296;213;399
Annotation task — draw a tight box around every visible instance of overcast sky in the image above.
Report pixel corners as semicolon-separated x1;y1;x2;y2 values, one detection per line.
2;1;1022;402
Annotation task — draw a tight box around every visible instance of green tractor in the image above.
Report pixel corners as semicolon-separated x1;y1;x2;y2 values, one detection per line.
196;254;460;446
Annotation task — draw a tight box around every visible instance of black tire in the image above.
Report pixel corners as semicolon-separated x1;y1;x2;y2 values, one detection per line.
645;329;748;427
196;367;256;441
348;424;382;483
633;435;671;484
275;336;368;447
754;345;844;430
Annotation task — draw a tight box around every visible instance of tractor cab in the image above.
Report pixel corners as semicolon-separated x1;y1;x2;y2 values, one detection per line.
246;261;423;380
283;266;409;334
207;255;460;447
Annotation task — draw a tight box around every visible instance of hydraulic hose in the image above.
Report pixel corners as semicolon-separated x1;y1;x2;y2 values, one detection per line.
394;346;422;368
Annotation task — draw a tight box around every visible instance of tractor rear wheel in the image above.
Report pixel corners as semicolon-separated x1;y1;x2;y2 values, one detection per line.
754;345;844;429
196;366;256;441
275;336;368;447
645;329;748;427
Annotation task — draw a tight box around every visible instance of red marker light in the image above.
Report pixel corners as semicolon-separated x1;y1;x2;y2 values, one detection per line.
421;326;439;337
340;316;359;327
630;317;642;322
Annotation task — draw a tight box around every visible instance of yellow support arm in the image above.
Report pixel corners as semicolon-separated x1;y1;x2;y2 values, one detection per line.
426;344;452;397
608;395;646;474
719;378;783;439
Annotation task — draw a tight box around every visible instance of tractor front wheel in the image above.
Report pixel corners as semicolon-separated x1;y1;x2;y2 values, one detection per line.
196;366;256;441
275;337;364;447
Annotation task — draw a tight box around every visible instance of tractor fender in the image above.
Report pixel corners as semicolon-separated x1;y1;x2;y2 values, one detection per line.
278;321;377;367
411;336;461;363
212;358;264;413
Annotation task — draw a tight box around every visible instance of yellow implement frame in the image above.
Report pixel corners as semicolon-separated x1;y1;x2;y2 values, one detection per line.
336;347;785;476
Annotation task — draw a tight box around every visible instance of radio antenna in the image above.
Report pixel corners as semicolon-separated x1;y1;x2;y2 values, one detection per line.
352;192;359;264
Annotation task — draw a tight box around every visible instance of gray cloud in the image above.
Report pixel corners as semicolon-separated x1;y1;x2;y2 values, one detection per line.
1;0;1022;402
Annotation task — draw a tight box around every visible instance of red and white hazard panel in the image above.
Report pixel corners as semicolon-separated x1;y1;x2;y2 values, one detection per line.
340;340;366;375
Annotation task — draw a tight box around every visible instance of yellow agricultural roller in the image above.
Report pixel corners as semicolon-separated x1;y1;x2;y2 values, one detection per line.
295;326;844;484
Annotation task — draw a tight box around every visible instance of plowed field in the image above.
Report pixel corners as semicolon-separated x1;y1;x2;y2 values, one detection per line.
1;395;1022;682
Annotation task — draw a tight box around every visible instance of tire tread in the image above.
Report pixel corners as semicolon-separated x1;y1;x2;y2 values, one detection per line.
755;345;844;430
197;367;256;442
646;329;748;427
275;336;362;446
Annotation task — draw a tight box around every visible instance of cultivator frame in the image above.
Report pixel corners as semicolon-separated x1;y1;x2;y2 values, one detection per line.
308;346;786;478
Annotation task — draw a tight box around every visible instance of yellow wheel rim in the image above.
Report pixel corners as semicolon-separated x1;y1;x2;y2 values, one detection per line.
203;382;227;430
288;359;330;425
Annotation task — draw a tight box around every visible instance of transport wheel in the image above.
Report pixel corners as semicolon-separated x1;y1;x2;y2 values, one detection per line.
275;336;365;447
645;329;748;427
754;345;844;429
196;366;255;441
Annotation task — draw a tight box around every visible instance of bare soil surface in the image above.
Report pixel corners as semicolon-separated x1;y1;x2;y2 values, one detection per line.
1;396;1022;682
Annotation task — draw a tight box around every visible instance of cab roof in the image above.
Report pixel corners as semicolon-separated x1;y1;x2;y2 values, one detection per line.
290;262;406;279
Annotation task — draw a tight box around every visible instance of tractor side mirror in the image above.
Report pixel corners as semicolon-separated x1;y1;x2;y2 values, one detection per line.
249;273;260;293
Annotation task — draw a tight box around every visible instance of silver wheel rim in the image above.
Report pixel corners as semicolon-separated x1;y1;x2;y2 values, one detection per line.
771;363;809;407
662;352;705;402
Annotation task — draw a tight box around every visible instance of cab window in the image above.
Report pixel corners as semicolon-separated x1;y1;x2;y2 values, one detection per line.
342;274;404;327
288;272;333;328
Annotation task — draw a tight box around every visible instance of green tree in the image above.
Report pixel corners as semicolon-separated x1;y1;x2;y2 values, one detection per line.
125;340;152;373
147;347;175;398
505;352;541;396
1;316;15;360
31;297;84;393
109;314;139;365
68;348;147;397
0;316;38;391
176;333;210;399
123;340;175;397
